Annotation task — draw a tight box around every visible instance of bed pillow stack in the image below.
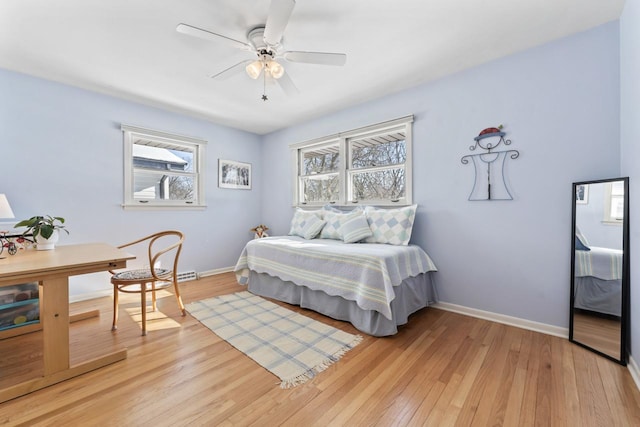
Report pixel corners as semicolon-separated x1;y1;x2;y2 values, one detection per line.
288;204;418;245
363;205;417;246
288;208;326;239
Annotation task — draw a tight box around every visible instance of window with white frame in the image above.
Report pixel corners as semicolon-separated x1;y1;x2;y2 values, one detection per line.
603;180;624;223
122;124;206;209
291;116;413;207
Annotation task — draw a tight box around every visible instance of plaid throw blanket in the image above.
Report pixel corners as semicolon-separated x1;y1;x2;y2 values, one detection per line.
186;292;362;388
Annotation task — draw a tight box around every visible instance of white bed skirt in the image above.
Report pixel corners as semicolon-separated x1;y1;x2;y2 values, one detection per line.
247;271;438;336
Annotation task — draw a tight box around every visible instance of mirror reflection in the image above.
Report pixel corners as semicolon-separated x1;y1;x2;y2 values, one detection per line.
571;178;628;363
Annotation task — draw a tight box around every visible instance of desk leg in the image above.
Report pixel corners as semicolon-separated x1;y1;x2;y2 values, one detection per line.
39;278;70;375
0;277;126;403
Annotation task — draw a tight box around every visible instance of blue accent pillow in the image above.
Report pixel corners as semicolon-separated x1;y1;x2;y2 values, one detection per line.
575;235;590;251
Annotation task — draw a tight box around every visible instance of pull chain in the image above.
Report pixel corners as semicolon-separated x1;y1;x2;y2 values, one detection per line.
261;68;268;101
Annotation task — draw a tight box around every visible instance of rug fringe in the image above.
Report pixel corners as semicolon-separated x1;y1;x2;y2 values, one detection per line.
280;334;364;389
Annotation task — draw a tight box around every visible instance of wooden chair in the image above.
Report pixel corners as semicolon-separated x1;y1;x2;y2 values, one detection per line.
109;231;186;336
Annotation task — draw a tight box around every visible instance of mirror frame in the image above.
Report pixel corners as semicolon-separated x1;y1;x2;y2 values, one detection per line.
570;177;629;365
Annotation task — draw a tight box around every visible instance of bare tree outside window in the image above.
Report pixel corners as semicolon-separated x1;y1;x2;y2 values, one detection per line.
350;138;406;201
292;116;412;206
303;150;339;174
301;145;340;202
168;176;194;200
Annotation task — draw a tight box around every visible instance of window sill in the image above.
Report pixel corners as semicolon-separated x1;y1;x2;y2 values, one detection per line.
122;204;207;211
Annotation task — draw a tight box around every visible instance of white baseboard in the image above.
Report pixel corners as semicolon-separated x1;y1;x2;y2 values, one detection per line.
69;289;112;303
198;266;234;277
431;302;569;339
67;267;235;303
629;356;640;392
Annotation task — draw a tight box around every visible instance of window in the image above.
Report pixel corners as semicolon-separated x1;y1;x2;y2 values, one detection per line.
291;116;413;206
603;181;624;223
299;140;341;203
122;124;206;209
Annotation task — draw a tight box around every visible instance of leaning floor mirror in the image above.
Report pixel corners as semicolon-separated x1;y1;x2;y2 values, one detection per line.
570;177;629;365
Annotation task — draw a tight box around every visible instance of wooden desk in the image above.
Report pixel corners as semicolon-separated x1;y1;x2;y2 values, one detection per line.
0;243;135;403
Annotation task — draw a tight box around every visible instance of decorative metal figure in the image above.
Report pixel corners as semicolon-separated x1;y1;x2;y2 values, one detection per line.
0;232;33;256
461;125;520;201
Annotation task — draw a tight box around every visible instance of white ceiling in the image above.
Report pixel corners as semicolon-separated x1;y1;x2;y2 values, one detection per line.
0;0;625;135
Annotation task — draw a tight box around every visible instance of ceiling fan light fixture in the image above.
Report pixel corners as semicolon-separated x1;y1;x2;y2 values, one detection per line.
267;60;284;79
245;60;264;79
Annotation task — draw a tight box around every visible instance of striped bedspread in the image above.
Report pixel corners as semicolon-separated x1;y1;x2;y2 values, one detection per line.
234;236;438;320
575;246;622;280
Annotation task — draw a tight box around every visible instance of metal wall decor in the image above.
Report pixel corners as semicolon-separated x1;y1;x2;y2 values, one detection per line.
461;125;520;201
0;232;34;256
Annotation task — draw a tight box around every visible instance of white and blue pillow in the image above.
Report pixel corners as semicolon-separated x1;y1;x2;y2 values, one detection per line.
363;205;417;246
301;215;326;239
340;212;373;243
320;207;361;240
288;208;323;238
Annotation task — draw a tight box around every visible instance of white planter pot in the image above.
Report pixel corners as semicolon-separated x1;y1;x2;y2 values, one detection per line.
36;229;59;250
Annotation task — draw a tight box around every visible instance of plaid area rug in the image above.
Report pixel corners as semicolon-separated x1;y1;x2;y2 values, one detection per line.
186;291;363;388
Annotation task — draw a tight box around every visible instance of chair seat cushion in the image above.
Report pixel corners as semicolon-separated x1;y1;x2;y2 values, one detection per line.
112;268;171;281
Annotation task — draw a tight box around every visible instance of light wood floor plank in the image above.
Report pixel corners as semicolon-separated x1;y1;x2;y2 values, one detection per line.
0;272;638;426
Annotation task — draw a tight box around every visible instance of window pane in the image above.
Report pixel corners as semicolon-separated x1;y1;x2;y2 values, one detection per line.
302;175;339;203
611;181;624;196
133;143;192;172
611;196;624;220
302;146;339;175
291;116;412;207
351;136;406;169
133;171;194;201
351;168;405;201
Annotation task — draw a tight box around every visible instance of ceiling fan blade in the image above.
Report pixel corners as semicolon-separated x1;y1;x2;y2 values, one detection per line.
176;23;253;51
276;71;300;96
282;51;347;66
210;60;253;80
263;0;296;46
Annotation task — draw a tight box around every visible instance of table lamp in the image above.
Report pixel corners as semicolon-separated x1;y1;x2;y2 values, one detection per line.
0;194;15;219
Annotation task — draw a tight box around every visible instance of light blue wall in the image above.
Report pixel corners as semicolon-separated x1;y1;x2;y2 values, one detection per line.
620;0;640;364
262;22;621;329
0;21;626;333
0;68;262;295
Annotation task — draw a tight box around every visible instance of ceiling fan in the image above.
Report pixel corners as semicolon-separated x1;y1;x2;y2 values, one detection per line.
176;0;347;100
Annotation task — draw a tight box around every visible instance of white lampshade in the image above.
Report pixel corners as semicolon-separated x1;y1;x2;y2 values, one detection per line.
245;60;264;79
0;194;15;219
267;60;284;79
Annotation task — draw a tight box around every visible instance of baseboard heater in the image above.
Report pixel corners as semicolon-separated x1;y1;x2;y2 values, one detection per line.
176;270;198;282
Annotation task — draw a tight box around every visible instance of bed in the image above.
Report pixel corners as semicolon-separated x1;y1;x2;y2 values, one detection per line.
574;246;622;317
234;236;438;336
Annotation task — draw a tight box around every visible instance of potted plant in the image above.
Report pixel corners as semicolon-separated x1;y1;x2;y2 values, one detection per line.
15;215;68;250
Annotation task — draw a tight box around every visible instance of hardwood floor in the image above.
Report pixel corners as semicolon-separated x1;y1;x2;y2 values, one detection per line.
0;272;639;426
572;311;622;360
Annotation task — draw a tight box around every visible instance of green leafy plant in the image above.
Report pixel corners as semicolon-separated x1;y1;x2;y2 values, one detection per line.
15;215;69;239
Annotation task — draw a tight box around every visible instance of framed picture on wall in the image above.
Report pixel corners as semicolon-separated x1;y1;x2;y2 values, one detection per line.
218;159;251;190
576;184;589;204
